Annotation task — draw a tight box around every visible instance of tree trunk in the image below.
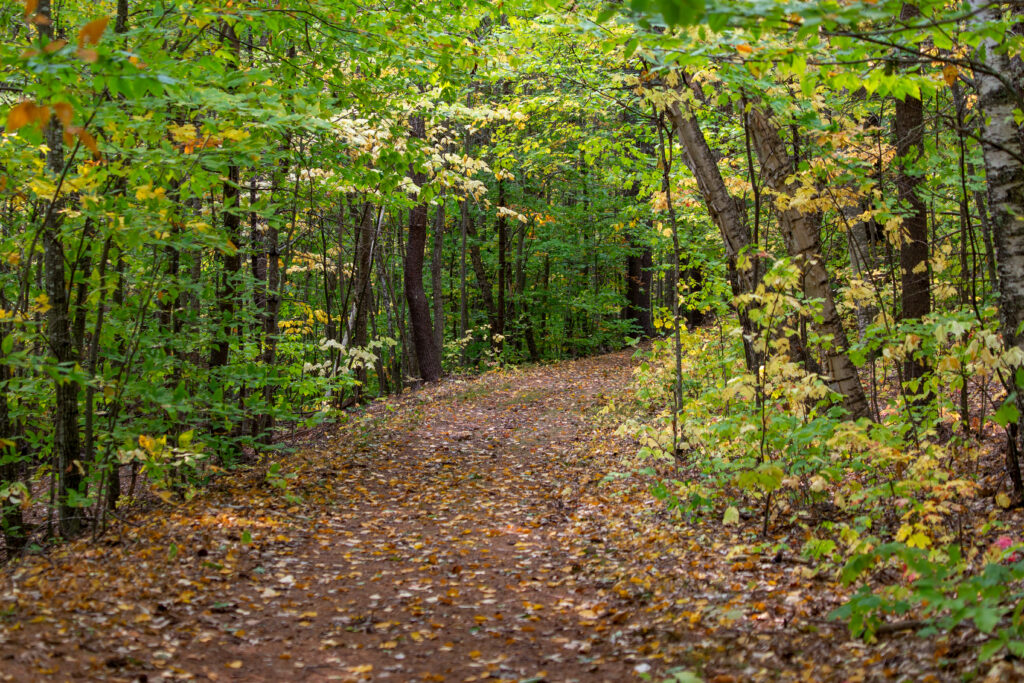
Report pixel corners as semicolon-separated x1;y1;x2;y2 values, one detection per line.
209;22;242;373
458;199;470;364
496;180;507;352
43;128;83;536
432;202;445;354
352;202;378;393
404;116;442;382
115;0;128;34
894;7;931;392
107;254;126;511
465;205;496;334
209;165;241;370
0;359;25;552
970;161;1000;293
622;174;655;337
971;0;1024;498
666;98;761;371
34;0;83;535
748;105;871;420
624;232;654;338
252;168;284;437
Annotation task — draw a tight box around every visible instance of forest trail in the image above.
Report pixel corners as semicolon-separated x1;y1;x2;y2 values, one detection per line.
0;351;979;682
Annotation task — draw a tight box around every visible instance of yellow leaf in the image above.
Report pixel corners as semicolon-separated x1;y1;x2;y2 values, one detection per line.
907;531;932;549
77;17;109;48
996;492;1011;508
135;184;165;201
32;292;51;314
723;506;740;525
220;128;249;142
226;660;242;669
736;43;753;55
943;64;958;87
169;123;197;143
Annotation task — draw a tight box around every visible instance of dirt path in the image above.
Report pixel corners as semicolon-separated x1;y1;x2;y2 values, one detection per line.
208;352;639;682
0;350;996;682
0;352;644;682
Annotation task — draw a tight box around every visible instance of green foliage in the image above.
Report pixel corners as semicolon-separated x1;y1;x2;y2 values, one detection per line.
617;255;1019;662
0;0;1020;669
834;540;1024;660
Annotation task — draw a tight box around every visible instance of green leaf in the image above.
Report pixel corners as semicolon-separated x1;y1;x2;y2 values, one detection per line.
737;463;784;493
800;74;816;98
624;38;639;60
993;399;1020;428
1;334;12;356
974;606;1002;634
979;637;1005;662
596;5;619;24
931;30;953;51
707;11;728;32
655;0;706;26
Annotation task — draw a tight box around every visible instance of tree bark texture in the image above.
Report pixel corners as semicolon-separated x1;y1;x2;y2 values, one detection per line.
667;99;761;371
432;203;446;353
893;18;931;388
748;106;871;420
971;0;1024;497
209;22;241;372
43;122;84;535
465;206;496;334
496;180;507;352
404;116;443;382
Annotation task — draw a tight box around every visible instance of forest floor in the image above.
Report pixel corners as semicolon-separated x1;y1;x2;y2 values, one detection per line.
0;350;1018;682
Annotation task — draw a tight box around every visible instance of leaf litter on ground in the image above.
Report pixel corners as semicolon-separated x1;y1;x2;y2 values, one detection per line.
0;350;1018;682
